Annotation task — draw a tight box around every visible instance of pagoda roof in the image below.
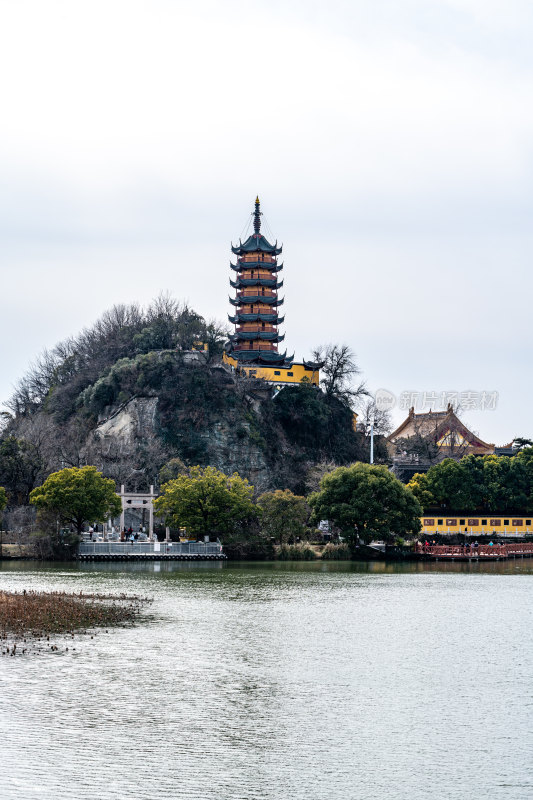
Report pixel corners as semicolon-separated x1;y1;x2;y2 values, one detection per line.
389;404;494;454
230;331;285;342
303;358;325;370
228;313;284;324
231;234;282;256
230;261;283;272
230;277;283;290
231;349;294;366
229;295;284;307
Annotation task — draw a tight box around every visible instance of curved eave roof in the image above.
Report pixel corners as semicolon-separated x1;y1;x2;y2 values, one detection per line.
231;233;282;256
231;349;294;366
230;278;283;290
228;313;285;324
230;332;285;343
230;261;283;272
303;359;325;370
229;295;284;307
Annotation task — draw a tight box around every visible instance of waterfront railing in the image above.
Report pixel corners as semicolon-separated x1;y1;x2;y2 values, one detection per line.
79;541;224;556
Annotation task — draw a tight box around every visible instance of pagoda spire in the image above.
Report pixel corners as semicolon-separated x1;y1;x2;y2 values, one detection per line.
253;196;262;235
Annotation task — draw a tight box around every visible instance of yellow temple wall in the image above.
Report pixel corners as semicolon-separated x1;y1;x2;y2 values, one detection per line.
223;353;319;386
421;515;533;536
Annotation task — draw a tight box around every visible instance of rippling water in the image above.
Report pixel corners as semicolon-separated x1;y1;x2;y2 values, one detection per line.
1;559;533;800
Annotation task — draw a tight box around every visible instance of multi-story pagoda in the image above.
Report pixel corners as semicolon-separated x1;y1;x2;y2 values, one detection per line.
226;197;293;368
224;198;321;386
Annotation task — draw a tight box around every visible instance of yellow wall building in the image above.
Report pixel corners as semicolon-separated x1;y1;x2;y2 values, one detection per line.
421;515;533;536
222;352;319;387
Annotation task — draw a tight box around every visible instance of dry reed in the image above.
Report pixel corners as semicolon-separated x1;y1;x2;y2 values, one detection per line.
0;590;150;656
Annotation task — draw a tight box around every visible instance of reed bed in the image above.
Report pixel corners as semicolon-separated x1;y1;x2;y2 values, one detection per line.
277;542;317;561
320;543;351;560
0;590;150;656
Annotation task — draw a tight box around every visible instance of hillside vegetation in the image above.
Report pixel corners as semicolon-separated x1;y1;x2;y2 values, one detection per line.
0;296;373;525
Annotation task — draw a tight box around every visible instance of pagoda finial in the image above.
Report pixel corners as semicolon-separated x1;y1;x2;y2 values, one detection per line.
253;196;262;235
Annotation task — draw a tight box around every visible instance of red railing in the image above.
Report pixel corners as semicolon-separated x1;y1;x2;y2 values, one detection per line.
416;543;533;558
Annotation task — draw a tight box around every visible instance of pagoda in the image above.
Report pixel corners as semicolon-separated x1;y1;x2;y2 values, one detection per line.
224;197;321;386
226;197;293;367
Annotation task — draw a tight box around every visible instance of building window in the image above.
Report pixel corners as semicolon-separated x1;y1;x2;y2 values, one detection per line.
482;519;487;526
287;372;293;376
504;519;509;526
438;519;443;526
527;520;531;526
274;370;280;375
460;519;465;525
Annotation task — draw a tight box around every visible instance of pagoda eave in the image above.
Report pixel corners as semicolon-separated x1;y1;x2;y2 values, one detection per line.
229;295;284;307
230;349;294;366
231;261;284;273
229;278;283;290
231;234;283;256
230;332;285;343
303;359;325;370
228;313;285;325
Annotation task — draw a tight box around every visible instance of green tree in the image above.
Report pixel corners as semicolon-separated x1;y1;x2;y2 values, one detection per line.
154;465;258;538
419;451;533;514
406;472;434;510
29;466;121;534
421;458;479;513
257;489;309;544
513;438;533;451
308;463;421;544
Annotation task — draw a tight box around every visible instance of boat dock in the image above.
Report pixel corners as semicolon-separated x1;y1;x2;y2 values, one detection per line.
78;541;226;562
416;542;533;561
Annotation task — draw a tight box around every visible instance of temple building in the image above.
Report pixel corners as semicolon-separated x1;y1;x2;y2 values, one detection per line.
388;404;495;481
223;197;321;386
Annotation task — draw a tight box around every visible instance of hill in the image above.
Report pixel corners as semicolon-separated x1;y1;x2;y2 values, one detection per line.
0;296;375;520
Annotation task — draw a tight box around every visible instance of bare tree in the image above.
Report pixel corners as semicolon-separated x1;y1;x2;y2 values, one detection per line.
311;344;368;408
359;399;392;438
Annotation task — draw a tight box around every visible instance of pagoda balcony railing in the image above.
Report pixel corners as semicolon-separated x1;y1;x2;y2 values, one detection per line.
233;343;277;352
238;256;276;264
236;327;276;334
238;290;276;299
238;270;276;278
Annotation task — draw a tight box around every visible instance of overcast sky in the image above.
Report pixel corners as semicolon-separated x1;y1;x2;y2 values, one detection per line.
1;0;532;444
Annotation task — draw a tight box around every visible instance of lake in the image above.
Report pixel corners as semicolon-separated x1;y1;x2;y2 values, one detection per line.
1;559;532;799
